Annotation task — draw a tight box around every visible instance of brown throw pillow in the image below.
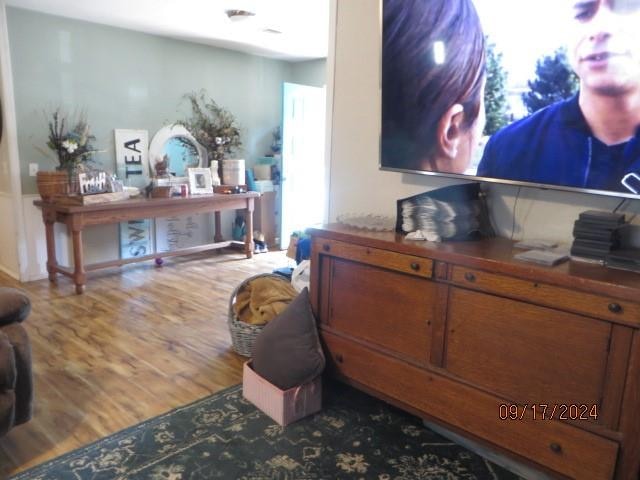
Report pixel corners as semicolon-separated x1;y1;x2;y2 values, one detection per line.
0;288;31;327
251;287;325;390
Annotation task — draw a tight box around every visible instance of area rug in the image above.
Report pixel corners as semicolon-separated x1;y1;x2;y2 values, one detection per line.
12;382;521;479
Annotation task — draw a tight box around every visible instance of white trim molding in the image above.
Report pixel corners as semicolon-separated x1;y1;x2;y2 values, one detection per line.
0;2;29;281
0;191;19;279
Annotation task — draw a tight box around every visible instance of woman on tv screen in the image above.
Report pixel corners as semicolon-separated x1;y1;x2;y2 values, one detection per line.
381;0;486;175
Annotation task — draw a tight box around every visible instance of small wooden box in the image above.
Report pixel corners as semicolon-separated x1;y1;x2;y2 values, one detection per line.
214;185;247;194
151;186;172;198
52;191;130;205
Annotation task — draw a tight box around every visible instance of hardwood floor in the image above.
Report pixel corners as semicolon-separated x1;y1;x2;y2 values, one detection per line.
0;249;291;477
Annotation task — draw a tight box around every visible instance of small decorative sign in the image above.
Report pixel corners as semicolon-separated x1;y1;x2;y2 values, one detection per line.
115;129;149;189
115;129;151;260
78;171;107;195
119;219;153;259
156;214;212;252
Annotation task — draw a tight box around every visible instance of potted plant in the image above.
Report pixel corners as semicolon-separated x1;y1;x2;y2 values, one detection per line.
36;108;100;200
176;90;242;182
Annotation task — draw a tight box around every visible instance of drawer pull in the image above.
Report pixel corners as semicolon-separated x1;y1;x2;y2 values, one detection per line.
335;354;344;364
549;442;562;454
410;262;420;271
608;303;623;314
464;272;476;282
322;243;331;252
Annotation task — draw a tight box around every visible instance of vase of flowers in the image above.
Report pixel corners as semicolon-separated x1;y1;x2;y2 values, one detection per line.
176;90;242;181
36;108;100;200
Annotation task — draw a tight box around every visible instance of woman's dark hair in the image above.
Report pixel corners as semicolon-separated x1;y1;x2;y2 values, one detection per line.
382;0;486;171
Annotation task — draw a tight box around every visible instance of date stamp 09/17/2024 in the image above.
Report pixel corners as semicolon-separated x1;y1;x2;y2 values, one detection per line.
499;403;599;421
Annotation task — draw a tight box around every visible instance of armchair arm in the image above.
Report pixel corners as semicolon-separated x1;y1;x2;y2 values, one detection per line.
0;324;33;431
0;331;16;391
0;288;31;327
0;330;17;437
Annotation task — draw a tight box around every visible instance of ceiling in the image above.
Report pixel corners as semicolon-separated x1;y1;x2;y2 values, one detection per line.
5;0;330;61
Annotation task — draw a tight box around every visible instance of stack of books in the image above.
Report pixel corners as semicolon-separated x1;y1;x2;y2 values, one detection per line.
570;210;625;262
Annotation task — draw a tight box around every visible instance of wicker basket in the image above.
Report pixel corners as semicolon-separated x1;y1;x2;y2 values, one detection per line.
36;170;81;201
228;273;291;357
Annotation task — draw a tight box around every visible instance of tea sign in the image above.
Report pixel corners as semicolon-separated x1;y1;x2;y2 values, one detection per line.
114;129;149;188
115;129;151;260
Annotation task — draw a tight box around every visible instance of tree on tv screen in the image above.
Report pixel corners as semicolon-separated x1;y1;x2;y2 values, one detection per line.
484;40;510;136
522;48;579;115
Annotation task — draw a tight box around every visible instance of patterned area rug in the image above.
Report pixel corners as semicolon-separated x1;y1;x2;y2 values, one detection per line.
12;382;521;479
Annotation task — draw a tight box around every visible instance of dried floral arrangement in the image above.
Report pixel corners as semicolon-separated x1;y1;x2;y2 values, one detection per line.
270;126;282;155
38;108;100;174
176;91;242;165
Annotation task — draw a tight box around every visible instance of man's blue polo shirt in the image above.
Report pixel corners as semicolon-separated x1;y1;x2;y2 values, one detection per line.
477;94;640;194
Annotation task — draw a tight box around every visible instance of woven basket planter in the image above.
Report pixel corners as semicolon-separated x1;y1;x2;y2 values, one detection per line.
228;273;291;357
36;170;80;201
36;170;69;201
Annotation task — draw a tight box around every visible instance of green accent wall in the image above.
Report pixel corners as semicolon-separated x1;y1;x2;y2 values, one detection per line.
291;59;327;88
7;7;324;194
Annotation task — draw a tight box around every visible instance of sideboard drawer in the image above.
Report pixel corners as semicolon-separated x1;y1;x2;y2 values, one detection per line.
323;331;619;480
314;237;433;278
450;266;640;325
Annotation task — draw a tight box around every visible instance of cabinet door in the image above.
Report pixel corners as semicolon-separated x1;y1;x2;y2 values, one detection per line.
444;287;610;406
323;257;435;365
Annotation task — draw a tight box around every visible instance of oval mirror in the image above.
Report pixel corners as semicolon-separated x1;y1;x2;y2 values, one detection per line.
149;125;207;178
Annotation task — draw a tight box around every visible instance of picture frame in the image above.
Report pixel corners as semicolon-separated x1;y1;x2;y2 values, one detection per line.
188;168;213;195
78;171;107;195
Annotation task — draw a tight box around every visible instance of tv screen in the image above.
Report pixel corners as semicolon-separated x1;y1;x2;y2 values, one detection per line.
381;0;640;199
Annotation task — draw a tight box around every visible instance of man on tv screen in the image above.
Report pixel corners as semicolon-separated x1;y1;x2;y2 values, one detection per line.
477;0;640;194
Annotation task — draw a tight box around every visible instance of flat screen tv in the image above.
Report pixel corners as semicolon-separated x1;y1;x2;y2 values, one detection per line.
381;0;640;199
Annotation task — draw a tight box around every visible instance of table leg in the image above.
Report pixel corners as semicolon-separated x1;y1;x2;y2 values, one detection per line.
43;211;58;283
214;211;223;243
70;226;86;294
245;198;254;259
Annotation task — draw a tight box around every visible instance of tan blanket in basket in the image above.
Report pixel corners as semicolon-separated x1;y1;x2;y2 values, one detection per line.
234;276;298;326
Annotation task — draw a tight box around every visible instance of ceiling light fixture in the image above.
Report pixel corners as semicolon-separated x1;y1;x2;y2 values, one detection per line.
225;9;256;22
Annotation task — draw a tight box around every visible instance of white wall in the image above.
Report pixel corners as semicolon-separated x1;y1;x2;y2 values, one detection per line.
329;0;640;247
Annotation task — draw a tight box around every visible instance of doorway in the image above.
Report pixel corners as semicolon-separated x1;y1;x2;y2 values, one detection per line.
280;82;327;249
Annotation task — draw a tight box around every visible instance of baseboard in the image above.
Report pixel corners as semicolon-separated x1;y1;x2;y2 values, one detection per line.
0;263;19;280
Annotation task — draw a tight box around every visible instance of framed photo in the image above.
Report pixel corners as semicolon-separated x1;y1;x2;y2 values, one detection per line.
188;168;213;195
78;171;107;195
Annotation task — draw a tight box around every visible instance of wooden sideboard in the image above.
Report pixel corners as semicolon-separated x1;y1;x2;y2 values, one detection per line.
308;224;640;480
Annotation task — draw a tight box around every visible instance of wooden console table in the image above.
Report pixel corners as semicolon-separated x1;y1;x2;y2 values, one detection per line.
34;193;259;294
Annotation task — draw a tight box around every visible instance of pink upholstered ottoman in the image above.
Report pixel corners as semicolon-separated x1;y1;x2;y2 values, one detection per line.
242;361;322;426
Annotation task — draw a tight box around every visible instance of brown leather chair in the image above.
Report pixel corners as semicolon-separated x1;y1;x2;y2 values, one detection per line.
0;287;33;436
